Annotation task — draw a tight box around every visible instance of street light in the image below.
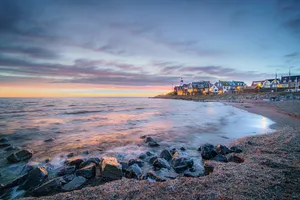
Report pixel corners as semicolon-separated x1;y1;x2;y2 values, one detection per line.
275;69;279;92
289;66;294;88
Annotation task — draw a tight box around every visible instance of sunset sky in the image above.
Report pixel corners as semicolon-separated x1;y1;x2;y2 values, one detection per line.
0;0;300;97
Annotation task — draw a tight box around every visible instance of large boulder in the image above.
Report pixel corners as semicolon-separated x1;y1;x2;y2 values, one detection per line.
0;138;8;143
7;149;33;163
184;168;205;178
56;165;76;176
171;157;193;173
123;164;143;179
32;178;62;197
75;163;96;179
64;158;84;168
211;154;228;162
148;141;159;147
230;146;243;153
100;157;122;180
200;144;218;160
216;144;231;155
148;156;158;164
138;152;147;160
144;136;156;143
61;176;86;191
160;149;172;161
153;158;171;170
79;157;100;168
21;167;48;190
128;159;144;167
144;169;166;182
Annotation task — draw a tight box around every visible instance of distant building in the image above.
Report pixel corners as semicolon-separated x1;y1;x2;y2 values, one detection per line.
261;79;280;88
281;75;300;88
251;80;265;89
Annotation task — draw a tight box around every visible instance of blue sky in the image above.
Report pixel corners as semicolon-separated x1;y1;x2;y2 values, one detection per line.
0;0;299;96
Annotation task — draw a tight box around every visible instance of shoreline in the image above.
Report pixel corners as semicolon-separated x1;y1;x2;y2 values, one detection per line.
22;97;300;200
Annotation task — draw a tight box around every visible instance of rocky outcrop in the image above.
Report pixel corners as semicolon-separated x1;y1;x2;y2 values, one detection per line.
216;144;231;155
160;149;172;161
171;157;193;173
57;166;76;176
100;157;122;180
199;144;218;160
64;158;84;168
7;149;33;163
75;163;96;179
123;164;143;179
128;159;144;167
144;137;159;147
21;167;48;190
79;157;100;168
61;176;86;191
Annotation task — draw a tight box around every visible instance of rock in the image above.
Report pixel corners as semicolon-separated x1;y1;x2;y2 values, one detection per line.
148;141;159;147
4;146;20;151
204;162;214;175
60;174;76;183
200;144;218;160
61;176;86;191
227;154;244;163
82;150;89;155
171;157;193;173
0;137;8;143
149;156;158;164
64;158;84;168
7;149;33;163
44;138;54;142
144;136;156;143
230;146;243;153
216;144;231;155
75;163;96;179
0;184;4;195
153;158;171;170
4;174;29;189
124;164;143;179
184;168;205;177
144;169;166;182
21;165;34;175
170;148;177;155
100;157;122;180
138;152;147;160
57;165;76;176
128;159;144;167
32;178;62;197
79;157;100;168
67;153;74;158
180;147;186;151
0;143;11;148
146;151;154;156
21;167;48;190
211;154;228;162
140;135;147;139
160;149;172;161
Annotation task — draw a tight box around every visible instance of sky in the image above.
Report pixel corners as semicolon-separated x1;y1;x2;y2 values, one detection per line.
0;0;300;97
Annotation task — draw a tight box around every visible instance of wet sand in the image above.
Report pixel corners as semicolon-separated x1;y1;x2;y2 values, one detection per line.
23;99;300;200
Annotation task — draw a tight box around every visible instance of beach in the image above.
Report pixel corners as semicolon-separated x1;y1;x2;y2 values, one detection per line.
21;98;300;200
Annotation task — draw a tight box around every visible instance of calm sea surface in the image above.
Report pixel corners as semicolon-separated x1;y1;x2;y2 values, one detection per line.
0;97;274;185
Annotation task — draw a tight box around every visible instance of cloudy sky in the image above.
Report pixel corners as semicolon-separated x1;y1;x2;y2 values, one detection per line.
0;0;300;97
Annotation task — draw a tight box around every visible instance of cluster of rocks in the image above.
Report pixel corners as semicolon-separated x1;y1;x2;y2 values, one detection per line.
0;136;244;199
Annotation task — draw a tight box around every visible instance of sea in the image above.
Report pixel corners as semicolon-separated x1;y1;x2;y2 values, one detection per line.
0;97;275;187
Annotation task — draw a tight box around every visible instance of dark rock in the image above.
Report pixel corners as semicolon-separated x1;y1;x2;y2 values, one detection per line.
148;141;159;147
64;158;84;168
215;144;231;155
21;165;34;175
171;157;193;173
124;164;142;179
128;159;144;167
82;150;89;155
144;136;156;143
211;154;228;162
180;147;186;151
32;178;62;197
21;167;48;190
149;156;158;164
184;169;205;177
44;138;54;142
0;184;4;195
138;152;147;160
140;135;147;139
160;149;172;161
120;162;129;171
4;146;20;151
60;174;76;183
79;157;100;168
230;146;243;153
4;174;29;189
144;169;166;182
146;151;154;156
57;165;76;176
0;138;8;143
61;176;86;191
227;154;244;163
7;149;33;163
153;158;171;170
75;163;96;179
100;157;122;180
204;162;214;175
200;143;218;160
67;153;74;158
0;143;11;148
170;148;177;155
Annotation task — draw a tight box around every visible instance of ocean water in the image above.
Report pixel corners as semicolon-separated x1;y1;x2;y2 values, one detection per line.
0;97;275;185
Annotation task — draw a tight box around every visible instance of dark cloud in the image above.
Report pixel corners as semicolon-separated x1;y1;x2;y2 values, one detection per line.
284;52;299;58
284;16;300;33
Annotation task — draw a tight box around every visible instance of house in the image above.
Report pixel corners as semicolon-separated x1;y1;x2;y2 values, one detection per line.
261;79;280;88
191;81;211;95
251;80;265;89
281;75;300;88
210;84;219;94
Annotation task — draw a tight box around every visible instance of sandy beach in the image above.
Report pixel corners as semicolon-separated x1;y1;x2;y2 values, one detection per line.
22;99;300;200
